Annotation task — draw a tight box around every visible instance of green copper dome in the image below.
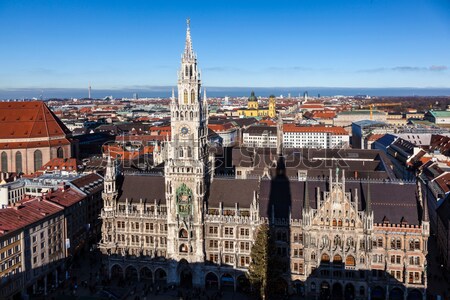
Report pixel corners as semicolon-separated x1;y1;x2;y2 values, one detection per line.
248;91;258;102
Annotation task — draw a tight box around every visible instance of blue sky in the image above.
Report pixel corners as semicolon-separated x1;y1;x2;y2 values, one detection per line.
0;0;449;89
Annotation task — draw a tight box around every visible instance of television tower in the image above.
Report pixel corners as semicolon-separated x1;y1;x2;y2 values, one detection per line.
88;82;91;99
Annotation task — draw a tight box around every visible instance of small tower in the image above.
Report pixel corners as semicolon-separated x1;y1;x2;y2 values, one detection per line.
268;95;276;118
365;179;374;231
88;82;91;99
102;155;118;211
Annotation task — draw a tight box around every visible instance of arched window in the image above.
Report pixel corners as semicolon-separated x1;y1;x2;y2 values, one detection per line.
179;229;188;238
332;219;337;227
191;89;195;104
179;244;188;253
311;252;316;260
190;111;193;119
15;151;22;173
187;147;192;158
183;90;188;104
414;239;420;250
333;254;342;264
1;152;7;172
359;256;365;264
34;150;42;171
338;219;343;227
345;255;356;266
185;65;189;77
321;253;330;263
179;147;183;158
57;147;64;158
189;65;193;77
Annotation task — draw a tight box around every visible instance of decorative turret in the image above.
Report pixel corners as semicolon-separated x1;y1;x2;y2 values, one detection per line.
103;155;118;211
365;179;374;231
421;182;430;237
303;180;312;226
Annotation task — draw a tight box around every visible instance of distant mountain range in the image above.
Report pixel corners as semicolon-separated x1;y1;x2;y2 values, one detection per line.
1;86;449;99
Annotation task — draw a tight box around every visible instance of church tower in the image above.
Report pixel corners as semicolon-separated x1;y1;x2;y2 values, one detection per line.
165;19;210;277
268;95;276;118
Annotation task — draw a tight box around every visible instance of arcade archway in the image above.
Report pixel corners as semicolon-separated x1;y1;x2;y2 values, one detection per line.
344;283;355;300
237;275;250;293
371;286;385;300
332;282;343;300
221;273;234;291
407;289;422;300
205;272;219;289
155;268;167;286
125;265;138;281
389;287;404;300
320;281;330;300
111;264;123;279
140;267;152;282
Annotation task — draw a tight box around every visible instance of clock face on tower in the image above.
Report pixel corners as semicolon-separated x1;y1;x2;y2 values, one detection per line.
180;125;191;136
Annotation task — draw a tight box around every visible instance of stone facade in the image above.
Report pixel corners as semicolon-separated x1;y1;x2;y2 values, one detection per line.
98;20;429;300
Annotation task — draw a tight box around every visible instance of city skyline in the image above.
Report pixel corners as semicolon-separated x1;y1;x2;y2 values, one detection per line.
0;0;449;93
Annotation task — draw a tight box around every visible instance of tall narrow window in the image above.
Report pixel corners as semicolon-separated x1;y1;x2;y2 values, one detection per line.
1;152;7;172
183;90;188;104
191;89;195;104
34;150;42;172
15;151;22;173
57;147;64;158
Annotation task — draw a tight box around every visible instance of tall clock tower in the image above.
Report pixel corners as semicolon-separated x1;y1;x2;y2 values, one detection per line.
165;19;210;284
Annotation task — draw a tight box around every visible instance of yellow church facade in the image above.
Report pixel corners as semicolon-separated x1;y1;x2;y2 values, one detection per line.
237;92;276;118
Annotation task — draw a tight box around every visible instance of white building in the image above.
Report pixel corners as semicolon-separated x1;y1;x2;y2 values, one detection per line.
242;125;278;148
283;125;350;149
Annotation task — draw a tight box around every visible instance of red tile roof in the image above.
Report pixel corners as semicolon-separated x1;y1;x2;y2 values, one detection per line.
38;158;80;173
0;198;63;237
312;111;336;119
46;187;86;208
0;101;71;140
208;123;236;132
0;138;71;150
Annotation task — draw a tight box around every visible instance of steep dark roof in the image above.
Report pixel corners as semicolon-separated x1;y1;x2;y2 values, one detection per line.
117;174;166;205
243;125;277;136
208;178;259;207
258;178;420;225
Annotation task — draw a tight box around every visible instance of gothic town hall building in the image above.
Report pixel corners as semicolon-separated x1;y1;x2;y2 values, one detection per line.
99;21;429;300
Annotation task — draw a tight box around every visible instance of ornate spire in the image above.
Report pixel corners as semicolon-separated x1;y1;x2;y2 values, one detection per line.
183;18;194;60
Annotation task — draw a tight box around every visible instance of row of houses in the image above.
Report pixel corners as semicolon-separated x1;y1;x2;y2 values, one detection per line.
0;170;103;299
